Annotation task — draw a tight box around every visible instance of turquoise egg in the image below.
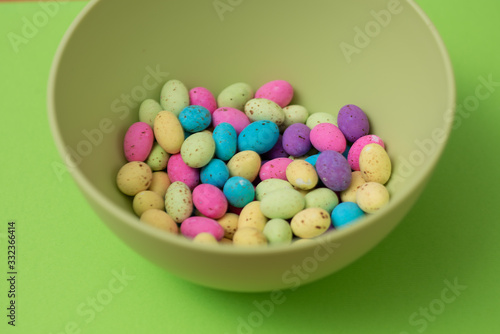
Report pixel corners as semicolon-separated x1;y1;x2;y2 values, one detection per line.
200;159;229;188
223;176;255;208
213;122;237;161
331;202;365;228
238;120;279;154
179;105;211;132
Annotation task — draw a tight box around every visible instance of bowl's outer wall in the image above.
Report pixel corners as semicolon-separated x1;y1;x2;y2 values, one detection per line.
50;0;455;291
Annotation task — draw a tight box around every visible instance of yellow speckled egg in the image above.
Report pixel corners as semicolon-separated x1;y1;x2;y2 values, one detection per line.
116;161;153;196
219;237;233;245
153;111;184;154
148;171;171;198
290;208;330;238
233;227;268;246
238;201;268;232
285;160;318;190
140;209;178;234
227;150;261;182
165;181;193;223
193;232;219;245
132;190;164;216
216;213;239;239
356;182;390;213
340;171;366;203
359;143;392;184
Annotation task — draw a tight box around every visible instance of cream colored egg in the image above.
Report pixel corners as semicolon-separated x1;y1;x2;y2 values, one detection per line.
148;171;171;198
193;232;219;245
219;237;233;245
133;190;164;216
227;150;261;182
238;201;268;232
233;227;268;247
216;213;239;239
116;161;153;196
153;111;185;154
340;171;366;203
140;209;178;234
285;160;318;190
290;208;330;239
356;182;390;213
359;143;392;184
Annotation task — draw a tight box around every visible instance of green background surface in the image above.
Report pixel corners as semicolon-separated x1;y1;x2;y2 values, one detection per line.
1;1;499;333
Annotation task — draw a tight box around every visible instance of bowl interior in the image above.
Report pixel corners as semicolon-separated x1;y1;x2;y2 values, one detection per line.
50;0;454;242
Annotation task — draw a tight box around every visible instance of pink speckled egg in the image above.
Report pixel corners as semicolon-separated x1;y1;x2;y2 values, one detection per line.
192;184;228;219
259;158;293;181
180;216;225;240
255;80;294;108
166;154;200;190
348;135;385;171
189;87;217;114
212;107;250;134
123;122;154;161
310;123;346;154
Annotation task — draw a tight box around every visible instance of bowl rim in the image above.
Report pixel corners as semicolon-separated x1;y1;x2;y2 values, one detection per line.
47;0;456;255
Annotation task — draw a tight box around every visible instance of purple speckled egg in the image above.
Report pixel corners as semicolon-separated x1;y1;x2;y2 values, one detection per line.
337;105;370;142
262;135;288;160
316;150;352;191
282;123;312;157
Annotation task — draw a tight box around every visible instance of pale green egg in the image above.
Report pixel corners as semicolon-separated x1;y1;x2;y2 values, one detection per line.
255;179;293;201
165;181;193;223
139;99;162;127
260;188;305;219
244;98;285;125
282;105;309;128
263;219;293;245
304;188;339;214
217;82;254;110
180;131;215;168
160;79;189;116
306;112;338;129
146;142;170;171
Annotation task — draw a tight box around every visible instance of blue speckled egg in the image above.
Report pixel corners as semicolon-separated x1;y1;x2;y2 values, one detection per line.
305;153;320;167
223;176;255;208
238;120;279;154
331;202;365;228
179;105;211;132
200;159;230;188
213;122;237;161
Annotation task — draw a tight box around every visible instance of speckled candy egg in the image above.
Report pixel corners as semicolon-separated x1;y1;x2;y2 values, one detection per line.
282;123;311;157
216;213;239;239
233;227;267;246
138;99;162;127
227;150;261;182
167;154;200;190
180;131;215;168
153;111;185;154
148;171;171;198
192;184;228;219
259;158;293;181
255;80;294;108
304;188;339;214
180;216;225;240
146;142;169;171
160;79;189;116
290;208;330;238
140;209;178;234
116;161;153;196
165;181;193;223
263;219;293;244
340;171;366;203
337;105;370;142
132;190;164;216
255;178;293;201
223;176;255;208
285;160;318;190
238;201;268;231
212;107;251;135
306;112;337;129
310;123;346;153
244;98;285;125
260;188;305;219
179;105;212;133
348;135;385;171
213;122;237;161
331;202;365;228
217;82;254;111
282;105;309;128
189;87;217;114
304;153;320;167
123;122;154;162
315;150;352;191
356;182;390;213
200;159;229;188
359;143;392;184
238;120;279;154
